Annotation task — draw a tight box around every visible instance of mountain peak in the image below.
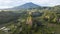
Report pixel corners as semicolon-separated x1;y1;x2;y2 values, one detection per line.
23;2;36;6
26;2;34;4
13;2;40;9
4;2;40;10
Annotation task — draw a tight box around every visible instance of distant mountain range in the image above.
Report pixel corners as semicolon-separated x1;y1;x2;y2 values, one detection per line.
1;2;60;11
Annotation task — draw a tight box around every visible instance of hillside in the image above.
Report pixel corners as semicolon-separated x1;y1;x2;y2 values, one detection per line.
3;2;41;10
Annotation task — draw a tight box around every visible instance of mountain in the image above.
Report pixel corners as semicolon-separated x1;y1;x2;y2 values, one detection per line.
3;2;40;10
2;2;53;11
14;2;40;9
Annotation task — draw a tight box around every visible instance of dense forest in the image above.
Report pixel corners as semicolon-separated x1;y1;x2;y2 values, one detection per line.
0;5;60;34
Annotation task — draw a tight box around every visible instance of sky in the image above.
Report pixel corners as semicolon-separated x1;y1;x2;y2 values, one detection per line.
0;0;60;9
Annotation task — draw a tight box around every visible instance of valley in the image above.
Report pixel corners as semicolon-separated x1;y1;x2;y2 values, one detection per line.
0;2;60;34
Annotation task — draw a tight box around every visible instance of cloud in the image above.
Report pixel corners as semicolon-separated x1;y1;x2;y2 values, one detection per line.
0;0;29;9
30;0;60;6
0;0;60;9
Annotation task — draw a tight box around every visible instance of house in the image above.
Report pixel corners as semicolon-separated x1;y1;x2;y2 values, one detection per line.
0;27;10;32
0;27;5;30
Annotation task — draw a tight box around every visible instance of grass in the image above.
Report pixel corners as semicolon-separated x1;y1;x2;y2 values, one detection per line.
45;22;60;34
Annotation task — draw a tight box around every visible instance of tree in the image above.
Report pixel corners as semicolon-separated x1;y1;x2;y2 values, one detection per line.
41;10;57;23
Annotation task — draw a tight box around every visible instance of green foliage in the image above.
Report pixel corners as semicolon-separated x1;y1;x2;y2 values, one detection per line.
40;10;58;23
0;6;60;34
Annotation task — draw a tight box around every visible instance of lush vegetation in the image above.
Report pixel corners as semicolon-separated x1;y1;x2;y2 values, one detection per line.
0;6;60;34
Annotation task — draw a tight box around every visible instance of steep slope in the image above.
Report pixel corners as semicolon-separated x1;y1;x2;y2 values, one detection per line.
3;2;40;10
14;2;40;9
